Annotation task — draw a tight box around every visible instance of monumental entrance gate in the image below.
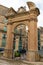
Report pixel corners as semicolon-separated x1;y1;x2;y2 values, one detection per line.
3;2;40;61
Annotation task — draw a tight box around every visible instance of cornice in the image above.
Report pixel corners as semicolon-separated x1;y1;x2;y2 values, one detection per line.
7;14;37;25
5;11;30;19
5;7;40;20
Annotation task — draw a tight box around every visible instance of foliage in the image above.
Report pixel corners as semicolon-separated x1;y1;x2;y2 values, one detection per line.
14;51;21;57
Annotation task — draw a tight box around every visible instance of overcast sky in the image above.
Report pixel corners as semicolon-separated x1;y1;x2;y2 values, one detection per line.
0;0;43;27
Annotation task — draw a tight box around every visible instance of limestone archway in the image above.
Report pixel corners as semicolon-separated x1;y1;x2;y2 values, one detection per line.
3;2;40;61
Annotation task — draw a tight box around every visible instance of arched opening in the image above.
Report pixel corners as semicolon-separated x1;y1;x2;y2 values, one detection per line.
13;24;28;55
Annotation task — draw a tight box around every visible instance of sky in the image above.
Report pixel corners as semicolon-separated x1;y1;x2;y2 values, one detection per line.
0;0;43;27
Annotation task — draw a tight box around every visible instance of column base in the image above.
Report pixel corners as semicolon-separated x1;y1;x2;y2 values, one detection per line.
35;52;40;61
3;49;13;59
26;51;36;62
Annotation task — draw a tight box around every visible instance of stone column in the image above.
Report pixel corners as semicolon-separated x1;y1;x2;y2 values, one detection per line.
26;18;38;61
15;36;19;51
3;24;13;58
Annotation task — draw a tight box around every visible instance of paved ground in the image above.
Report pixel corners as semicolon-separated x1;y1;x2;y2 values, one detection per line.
0;59;43;65
0;59;28;65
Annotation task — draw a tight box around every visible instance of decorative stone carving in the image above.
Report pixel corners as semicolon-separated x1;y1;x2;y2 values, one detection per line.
5;7;17;17
27;2;40;16
27;2;36;10
29;7;40;16
18;7;26;13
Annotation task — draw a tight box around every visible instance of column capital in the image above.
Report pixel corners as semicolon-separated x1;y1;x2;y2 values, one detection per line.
30;18;38;22
29;8;40;16
27;2;40;16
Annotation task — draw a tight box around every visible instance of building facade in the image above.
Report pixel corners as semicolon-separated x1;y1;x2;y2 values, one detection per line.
0;2;40;61
38;27;43;50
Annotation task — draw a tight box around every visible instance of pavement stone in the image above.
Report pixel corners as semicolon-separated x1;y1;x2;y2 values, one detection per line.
0;59;28;65
0;57;43;65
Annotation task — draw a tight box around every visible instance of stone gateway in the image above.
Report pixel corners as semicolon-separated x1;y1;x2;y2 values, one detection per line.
0;2;40;61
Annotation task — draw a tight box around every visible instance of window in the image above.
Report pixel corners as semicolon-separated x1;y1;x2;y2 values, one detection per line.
3;18;8;23
2;34;7;47
41;46;43;50
42;46;43;49
13;36;15;49
4;26;7;32
38;29;40;50
14;29;19;34
2;34;6;38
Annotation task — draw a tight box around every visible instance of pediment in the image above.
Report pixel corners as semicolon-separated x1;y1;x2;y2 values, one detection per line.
5;7;17;17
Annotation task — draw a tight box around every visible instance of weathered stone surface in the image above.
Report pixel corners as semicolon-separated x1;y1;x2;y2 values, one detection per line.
0;2;40;61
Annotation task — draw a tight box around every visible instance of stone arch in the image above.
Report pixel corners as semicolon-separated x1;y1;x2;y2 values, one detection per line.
12;21;29;33
13;23;29;52
14;23;25;30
